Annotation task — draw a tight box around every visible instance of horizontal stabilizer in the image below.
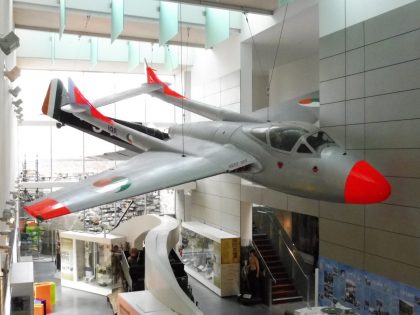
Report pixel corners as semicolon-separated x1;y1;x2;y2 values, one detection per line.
61;103;88;113
93;83;163;108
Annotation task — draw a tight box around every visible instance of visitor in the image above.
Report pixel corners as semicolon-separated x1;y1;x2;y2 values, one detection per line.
127;247;139;266
111;245;122;284
248;249;260;297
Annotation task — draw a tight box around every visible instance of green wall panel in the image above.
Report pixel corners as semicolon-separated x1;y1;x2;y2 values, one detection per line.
164;45;179;71
128;41;140;71
111;0;124;43
160;1;179;45
205;7;229;49
59;0;66;38
90;37;98;67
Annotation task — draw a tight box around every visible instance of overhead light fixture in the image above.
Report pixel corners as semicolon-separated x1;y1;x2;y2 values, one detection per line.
12;99;22;107
8;86;21;97
4;66;21;82
0;31;20;55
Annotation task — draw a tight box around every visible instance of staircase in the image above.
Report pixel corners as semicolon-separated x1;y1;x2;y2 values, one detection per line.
253;233;303;304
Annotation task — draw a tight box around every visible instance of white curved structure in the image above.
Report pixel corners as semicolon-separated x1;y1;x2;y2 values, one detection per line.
113;215;161;247
115;215;203;315
145;215;203;315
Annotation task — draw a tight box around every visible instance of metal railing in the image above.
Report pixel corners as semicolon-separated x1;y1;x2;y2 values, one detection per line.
250;240;276;284
121;253;132;291
253;208;311;307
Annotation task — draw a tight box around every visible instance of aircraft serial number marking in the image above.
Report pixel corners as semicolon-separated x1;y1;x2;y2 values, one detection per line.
229;159;248;169
108;126;117;134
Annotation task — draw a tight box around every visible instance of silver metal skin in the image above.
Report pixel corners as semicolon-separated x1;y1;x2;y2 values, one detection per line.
169;121;355;203
23;69;390;220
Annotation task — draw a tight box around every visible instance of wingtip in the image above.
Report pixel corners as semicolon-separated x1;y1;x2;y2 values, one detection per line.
24;198;71;220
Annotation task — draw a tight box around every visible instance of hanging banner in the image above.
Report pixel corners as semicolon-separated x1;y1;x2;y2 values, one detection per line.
59;0;66;39
128;41;140;71
205;7;229;49
160;1;179;46
111;0;124;43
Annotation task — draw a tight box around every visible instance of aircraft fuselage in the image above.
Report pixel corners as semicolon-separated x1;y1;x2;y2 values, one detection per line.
169;121;389;204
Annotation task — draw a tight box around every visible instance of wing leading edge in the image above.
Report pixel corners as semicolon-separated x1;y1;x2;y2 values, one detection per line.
24;146;257;220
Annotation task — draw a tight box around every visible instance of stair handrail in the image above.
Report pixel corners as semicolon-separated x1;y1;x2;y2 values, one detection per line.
121;252;132;290
255;209;310;307
250;240;276;285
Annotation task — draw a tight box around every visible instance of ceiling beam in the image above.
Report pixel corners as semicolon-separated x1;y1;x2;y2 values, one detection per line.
163;0;274;15
14;24;205;48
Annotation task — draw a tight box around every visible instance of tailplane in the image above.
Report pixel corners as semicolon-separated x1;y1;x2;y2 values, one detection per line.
64;79;113;124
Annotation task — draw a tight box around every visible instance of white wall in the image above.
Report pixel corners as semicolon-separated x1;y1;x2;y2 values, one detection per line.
268;55;319;105
320;0;417;36
187;1;321;240
318;0;420;288
0;0;17;213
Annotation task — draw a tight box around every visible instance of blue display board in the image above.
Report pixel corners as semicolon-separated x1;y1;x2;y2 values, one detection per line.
319;256;420;315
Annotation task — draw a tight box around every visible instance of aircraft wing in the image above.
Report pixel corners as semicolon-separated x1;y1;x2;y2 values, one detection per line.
86;149;139;161
250;92;320;123
24;145;257;220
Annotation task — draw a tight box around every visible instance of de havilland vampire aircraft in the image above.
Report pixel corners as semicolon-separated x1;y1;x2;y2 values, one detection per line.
24;64;391;220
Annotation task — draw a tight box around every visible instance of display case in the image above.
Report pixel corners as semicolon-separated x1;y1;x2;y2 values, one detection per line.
60;231;125;296
181;222;240;297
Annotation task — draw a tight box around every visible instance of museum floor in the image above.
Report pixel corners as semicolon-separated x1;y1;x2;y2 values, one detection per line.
34;260;307;315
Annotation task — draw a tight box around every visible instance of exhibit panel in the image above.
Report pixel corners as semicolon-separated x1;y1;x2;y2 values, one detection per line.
318;256;420;315
181;222;240;297
59;231;125;296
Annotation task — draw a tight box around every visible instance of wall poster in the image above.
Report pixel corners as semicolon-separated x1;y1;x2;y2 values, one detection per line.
319;256;420;315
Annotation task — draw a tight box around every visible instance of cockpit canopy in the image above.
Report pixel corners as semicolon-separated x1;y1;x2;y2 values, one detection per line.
269;127;307;151
250;125;336;154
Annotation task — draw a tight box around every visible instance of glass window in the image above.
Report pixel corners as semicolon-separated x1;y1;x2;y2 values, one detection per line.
306;131;336;152
297;144;312;154
250;127;268;143
269;127;307;151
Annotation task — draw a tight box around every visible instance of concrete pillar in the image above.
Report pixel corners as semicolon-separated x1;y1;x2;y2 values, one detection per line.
240;201;252;247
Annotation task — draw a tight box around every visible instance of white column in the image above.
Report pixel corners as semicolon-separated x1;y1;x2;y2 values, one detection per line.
240;201;252;247
240;42;253;115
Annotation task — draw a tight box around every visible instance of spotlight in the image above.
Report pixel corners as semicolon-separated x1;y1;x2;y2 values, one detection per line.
12;99;22;107
4;66;21;82
0;31;20;55
14;107;22;114
8;86;21;97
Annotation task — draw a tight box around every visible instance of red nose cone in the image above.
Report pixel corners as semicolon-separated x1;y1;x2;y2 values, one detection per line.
344;160;391;204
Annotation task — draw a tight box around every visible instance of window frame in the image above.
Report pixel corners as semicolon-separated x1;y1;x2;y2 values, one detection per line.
268;126;309;153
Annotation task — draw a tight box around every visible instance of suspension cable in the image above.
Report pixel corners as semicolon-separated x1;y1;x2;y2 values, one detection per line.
267;4;288;122
179;2;186;157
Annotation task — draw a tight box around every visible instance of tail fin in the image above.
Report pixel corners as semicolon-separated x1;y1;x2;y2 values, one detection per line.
42;79;70;120
65;78;114;125
145;64;186;99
